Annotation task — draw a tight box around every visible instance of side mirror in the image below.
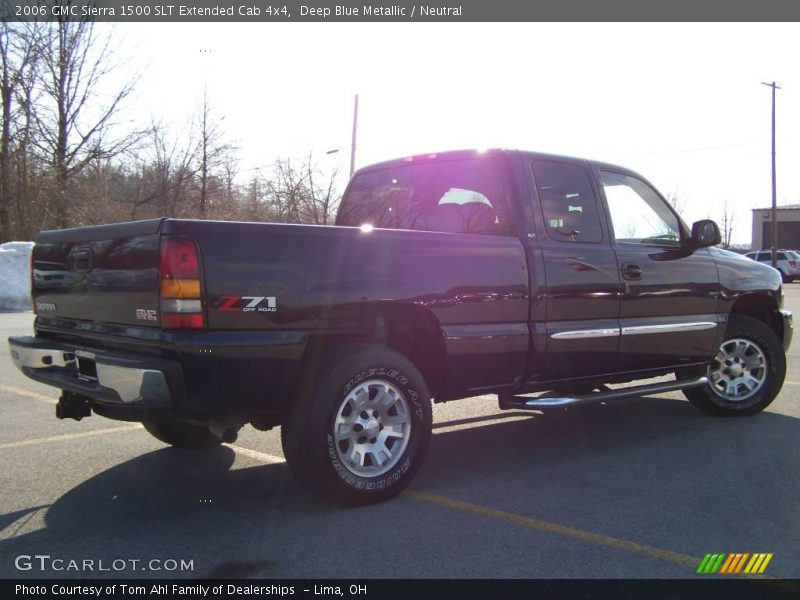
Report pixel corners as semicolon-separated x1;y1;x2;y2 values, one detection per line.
690;219;721;248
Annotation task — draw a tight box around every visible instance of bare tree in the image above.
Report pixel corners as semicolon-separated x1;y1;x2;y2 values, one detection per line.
36;19;140;228
195;86;235;219
11;41;46;240
720;199;734;249
301;154;340;225
0;21;348;236
0;21;40;240
267;157;305;223
132;120;198;218
264;155;340;225
665;187;683;217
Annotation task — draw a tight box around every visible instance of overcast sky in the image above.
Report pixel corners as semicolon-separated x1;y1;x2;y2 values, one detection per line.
111;22;800;245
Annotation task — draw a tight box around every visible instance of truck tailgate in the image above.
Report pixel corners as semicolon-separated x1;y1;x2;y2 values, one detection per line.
33;219;164;328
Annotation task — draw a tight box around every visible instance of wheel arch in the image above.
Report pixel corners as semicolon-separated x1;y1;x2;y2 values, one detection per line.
728;293;783;339
298;302;446;399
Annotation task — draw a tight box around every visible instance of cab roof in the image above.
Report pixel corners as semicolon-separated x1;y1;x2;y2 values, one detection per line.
352;148;643;180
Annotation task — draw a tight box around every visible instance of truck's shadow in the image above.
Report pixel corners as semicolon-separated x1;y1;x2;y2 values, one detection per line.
1;396;798;578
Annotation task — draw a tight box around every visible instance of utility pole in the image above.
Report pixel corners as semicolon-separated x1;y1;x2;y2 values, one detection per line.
350;94;358;177
762;81;780;268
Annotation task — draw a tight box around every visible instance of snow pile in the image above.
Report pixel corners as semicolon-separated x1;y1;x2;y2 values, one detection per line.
0;242;34;311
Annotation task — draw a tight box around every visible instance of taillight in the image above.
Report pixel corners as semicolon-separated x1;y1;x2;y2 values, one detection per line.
159;236;204;329
790;261;796;268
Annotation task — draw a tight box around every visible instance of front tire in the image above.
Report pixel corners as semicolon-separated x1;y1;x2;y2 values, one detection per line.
683;315;786;416
281;347;432;506
143;420;222;449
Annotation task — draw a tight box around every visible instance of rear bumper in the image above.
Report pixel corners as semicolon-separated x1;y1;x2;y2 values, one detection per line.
9;328;309;418
779;309;793;352
8;335;179;408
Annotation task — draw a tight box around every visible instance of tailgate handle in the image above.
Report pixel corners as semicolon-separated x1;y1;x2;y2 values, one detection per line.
73;249;92;272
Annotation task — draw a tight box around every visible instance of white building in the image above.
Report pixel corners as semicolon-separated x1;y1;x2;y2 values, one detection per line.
751;205;800;250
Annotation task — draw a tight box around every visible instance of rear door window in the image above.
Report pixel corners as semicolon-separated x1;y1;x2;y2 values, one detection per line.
337;158;511;235
532;161;604;243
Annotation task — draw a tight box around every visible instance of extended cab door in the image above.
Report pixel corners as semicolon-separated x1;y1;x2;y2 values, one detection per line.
527;159;623;382
595;167;721;373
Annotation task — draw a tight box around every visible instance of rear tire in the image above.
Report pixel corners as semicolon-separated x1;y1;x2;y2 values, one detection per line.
143;420;222;449
281;346;432;506
683;315;785;416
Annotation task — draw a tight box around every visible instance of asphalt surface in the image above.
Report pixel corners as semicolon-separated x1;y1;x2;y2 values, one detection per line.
1;289;800;581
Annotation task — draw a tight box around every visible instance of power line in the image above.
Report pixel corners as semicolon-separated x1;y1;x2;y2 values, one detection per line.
244;144;353;171
614;141;761;159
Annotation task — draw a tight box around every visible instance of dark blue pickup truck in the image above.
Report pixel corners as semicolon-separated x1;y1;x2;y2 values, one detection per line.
8;149;792;505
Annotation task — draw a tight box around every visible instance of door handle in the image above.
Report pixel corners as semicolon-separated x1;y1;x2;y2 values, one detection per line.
621;263;642;280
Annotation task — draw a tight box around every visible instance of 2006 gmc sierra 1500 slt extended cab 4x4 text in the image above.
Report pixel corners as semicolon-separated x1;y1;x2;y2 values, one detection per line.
8;149;793;505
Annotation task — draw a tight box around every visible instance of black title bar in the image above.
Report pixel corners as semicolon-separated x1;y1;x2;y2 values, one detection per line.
3;0;800;22
5;579;800;600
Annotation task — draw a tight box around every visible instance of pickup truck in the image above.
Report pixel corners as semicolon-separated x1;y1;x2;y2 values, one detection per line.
8;149;793;506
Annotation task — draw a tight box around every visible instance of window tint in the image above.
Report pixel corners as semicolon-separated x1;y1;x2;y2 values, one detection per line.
777;252;787;260
600;171;681;247
532;161;603;243
757;253;769;261
337;158;511;235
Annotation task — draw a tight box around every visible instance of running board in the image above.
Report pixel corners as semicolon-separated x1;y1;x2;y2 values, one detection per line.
500;376;708;409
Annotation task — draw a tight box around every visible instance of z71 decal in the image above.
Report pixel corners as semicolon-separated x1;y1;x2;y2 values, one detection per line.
216;296;277;313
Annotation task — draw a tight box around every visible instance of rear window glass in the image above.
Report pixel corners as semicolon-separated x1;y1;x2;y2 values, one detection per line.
337;158;511;235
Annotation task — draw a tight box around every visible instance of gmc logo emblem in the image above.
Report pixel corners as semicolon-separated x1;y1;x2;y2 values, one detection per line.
135;309;158;321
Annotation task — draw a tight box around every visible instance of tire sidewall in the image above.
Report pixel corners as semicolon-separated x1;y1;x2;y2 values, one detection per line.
326;363;428;496
295;348;432;505
703;316;785;414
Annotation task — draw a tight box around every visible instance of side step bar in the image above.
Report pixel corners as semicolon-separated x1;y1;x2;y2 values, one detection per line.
499;376;708;409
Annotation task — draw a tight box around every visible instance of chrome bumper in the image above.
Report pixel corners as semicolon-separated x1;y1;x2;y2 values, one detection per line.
8;336;172;405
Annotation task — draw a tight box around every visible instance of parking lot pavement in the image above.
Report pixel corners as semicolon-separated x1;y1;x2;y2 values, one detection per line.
1;289;800;580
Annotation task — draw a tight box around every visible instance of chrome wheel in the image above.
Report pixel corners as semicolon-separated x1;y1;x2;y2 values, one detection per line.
333;379;411;477
708;338;767;402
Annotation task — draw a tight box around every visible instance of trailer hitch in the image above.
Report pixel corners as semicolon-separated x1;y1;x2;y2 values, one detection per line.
56;391;92;421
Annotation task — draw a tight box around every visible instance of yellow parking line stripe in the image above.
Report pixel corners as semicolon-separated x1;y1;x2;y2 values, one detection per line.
227;444;285;464
406;489;699;567
0;425;142;450
168;442;782;581
0;384;57;405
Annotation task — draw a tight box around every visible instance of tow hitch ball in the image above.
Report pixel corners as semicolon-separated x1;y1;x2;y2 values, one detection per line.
56;391;92;421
